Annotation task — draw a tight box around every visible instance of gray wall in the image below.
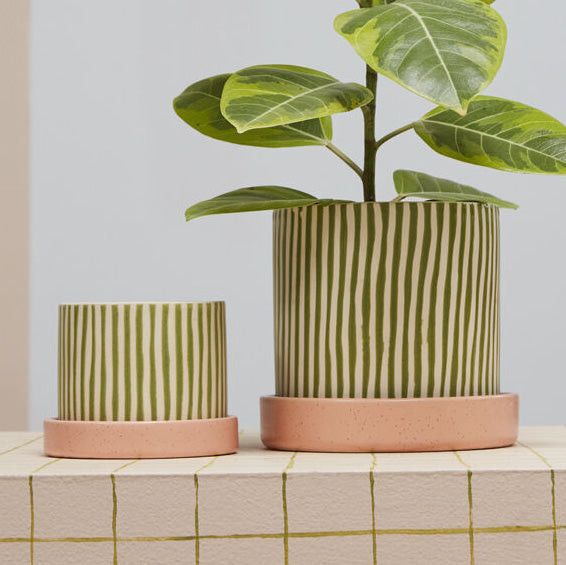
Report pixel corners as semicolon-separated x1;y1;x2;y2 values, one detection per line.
31;0;566;430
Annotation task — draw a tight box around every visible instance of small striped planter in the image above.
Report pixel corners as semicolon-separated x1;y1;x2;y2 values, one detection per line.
58;302;227;421
45;302;238;458
262;201;517;452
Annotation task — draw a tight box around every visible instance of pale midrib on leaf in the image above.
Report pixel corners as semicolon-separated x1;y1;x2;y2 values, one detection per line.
193;88;327;142
227;87;302;97
422;120;566;165
396;3;460;107
187;91;220;101
285;124;328;143
236;81;344;130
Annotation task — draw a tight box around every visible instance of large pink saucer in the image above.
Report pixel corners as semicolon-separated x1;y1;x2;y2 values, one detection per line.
44;416;239;459
261;394;518;453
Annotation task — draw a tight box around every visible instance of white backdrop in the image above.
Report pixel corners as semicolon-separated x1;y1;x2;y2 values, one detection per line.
31;0;566;429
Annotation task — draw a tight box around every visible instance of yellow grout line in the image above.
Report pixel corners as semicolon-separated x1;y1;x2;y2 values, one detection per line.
112;459;139;474
2;523;566;546
109;458;139;565
518;441;558;565
111;475;118;565
453;451;470;470
195;457;218;475
282;452;297;565
0;435;43;457
28;477;34;565
28;457;61;565
517;441;554;470
194;456;218;565
550;469;558;565
454;451;475;565
369;453;377;565
31;458;62;475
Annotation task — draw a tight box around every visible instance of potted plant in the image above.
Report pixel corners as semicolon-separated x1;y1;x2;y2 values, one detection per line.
173;0;566;452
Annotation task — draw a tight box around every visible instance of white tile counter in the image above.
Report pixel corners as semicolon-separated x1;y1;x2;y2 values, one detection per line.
0;428;565;564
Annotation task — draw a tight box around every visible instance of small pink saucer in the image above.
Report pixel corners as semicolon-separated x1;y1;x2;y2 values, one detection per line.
44;416;239;459
260;394;518;453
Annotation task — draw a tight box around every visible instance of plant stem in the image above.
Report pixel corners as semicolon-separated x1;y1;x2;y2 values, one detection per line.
326;143;363;179
374;123;415;152
362;66;378;202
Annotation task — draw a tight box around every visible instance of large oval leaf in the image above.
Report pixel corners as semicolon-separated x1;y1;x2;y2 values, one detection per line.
220;65;373;133
185;186;341;222
334;0;506;114
174;74;332;148
393;169;518;209
415;96;566;174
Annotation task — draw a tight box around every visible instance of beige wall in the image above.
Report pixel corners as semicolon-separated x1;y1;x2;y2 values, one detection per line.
0;0;29;429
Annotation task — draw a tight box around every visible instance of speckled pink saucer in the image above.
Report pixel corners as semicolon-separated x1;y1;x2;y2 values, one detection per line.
261;394;518;453
44;416;239;459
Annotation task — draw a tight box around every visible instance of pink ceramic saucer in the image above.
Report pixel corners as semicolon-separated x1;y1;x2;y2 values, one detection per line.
44;416;239;459
260;394;518;453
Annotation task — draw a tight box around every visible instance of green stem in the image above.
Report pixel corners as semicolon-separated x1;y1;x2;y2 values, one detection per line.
362;66;378;202
357;0;395;6
374;123;415;152
326;143;363;179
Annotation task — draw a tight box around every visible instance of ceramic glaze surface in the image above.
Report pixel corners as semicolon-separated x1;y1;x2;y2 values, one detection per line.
58;302;227;421
273;202;500;399
44;417;239;458
260;395;518;452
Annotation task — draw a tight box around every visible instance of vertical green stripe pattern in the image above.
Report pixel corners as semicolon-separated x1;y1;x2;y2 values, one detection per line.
273;203;500;398
58;302;227;420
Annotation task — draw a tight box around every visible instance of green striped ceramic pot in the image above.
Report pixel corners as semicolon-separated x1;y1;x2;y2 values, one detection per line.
273;202;500;399
58;302;227;421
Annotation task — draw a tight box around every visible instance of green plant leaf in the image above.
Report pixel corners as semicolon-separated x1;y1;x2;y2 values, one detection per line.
334;0;506;114
220;65;373;133
415;96;566;174
393;170;518;209
173;74;333;148
185;186;342;222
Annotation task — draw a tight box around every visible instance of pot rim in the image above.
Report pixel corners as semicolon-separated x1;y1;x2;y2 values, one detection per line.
274;200;498;212
58;300;225;307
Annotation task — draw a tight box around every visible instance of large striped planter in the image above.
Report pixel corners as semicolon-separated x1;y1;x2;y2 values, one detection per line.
273;202;500;399
263;201;518;452
45;302;238;458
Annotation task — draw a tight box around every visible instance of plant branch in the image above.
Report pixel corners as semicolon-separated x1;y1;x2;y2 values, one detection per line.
326;143;363;179
374;123;415;152
362;66;378;202
358;0;396;5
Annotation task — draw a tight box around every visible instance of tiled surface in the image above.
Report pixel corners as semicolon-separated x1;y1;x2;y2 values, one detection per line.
0;428;565;564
